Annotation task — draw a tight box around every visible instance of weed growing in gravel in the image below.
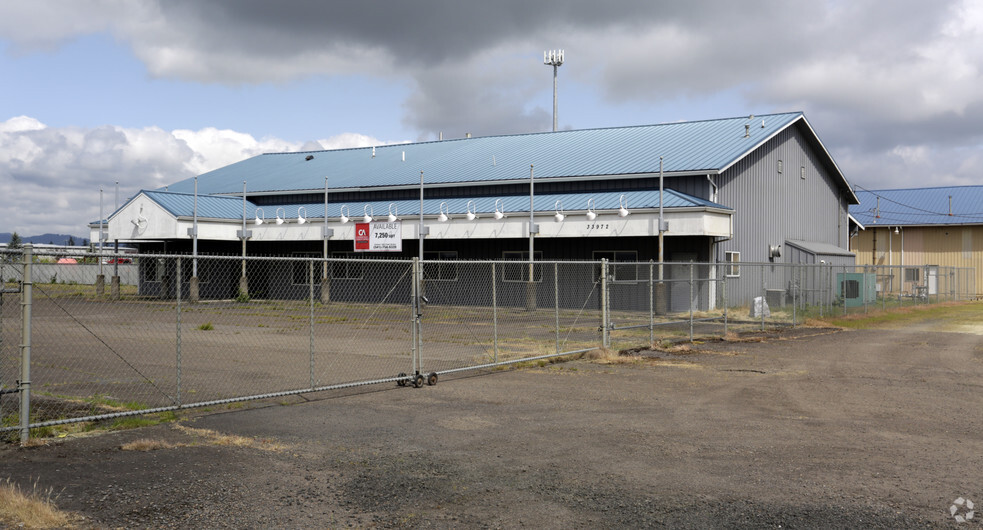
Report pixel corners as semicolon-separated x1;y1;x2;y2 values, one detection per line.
197;322;215;331
0;478;76;528
121;438;180;451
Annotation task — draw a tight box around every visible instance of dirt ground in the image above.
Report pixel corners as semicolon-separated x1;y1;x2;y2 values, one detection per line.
3;317;983;528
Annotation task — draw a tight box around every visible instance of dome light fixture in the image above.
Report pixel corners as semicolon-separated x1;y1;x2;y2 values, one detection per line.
254;208;265;225
297;206;307;224
618;194;630;218
438;202;450;222
466;200;478;221
387;203;398;223
275;207;286;225
493;199;506;220
339;205;350;224
586;198;597;221
363;204;373;223
554;200;565;222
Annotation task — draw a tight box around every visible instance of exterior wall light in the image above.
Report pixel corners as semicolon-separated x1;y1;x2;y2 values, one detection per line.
586;198;597;220
388;203;398;222
340;205;350;224
494;199;506;220
297;206;307;224
438;202;450;222
466;200;478;221
554;200;565;222
363;204;373;223
618;194;630;217
254;208;265;225
275;207;286;225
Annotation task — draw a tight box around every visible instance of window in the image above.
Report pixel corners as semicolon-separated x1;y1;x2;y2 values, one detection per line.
143;257;166;283
725;251;741;277
292;252;319;285
502;251;543;282
331;252;364;280
904;267;920;282
423;251;458;281
593;251;638;282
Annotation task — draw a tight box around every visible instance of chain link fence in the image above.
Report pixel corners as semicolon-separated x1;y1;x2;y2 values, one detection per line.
1;247;976;441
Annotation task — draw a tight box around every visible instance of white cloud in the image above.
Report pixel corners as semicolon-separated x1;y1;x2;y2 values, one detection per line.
0;116;385;236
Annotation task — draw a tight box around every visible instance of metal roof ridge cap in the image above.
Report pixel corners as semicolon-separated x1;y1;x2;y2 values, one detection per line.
716;113;800;175
250;112;809;156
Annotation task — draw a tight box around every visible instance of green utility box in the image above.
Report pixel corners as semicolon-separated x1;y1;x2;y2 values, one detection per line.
836;272;877;307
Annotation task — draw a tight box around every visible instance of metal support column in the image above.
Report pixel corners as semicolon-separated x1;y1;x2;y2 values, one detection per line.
18;245;33;444
600;258;609;349
689;262;694;342
175;257;182;407
554;262;560;355
492;262;498;363
309;260;315;390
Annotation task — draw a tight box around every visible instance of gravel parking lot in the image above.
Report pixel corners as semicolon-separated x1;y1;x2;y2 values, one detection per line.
3;311;982;528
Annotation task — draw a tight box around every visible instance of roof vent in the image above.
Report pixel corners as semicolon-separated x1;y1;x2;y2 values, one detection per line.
744;124;750;138
466;132;472;139
305;155;314;161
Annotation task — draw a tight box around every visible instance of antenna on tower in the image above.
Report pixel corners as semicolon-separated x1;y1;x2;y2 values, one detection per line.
543;49;564;132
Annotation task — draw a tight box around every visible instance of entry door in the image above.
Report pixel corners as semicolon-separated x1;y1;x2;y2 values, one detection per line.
669;253;698;313
927;266;939;295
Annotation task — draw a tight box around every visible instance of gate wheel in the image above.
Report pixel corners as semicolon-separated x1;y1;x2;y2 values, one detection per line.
427;372;438;386
413;374;425;388
396;372;407;387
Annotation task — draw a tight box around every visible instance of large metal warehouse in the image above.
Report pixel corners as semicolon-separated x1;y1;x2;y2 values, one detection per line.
93;111;859;309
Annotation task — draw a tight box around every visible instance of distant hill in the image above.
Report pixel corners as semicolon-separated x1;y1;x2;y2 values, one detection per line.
0;233;89;246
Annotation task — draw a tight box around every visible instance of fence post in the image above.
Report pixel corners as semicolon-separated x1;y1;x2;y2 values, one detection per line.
722;270;728;336
600;258;608;349
175;257;182;407
492;262;498;364
689;261;694;342
760;265;765;331
863;266;868;314
411;258;419;376
842;266;847;316
818;265;824;318
19;245;33;444
792;264;797;327
551;263;558;355
309;260;315;390
648;260;654;347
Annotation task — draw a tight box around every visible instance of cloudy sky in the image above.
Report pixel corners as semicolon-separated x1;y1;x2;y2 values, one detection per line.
2;0;982;237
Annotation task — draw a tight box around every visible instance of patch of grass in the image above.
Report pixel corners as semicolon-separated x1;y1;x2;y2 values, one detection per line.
173;424;287;451
121;438;181;451
823;301;983;330
0;478;77;528
197;322;214;331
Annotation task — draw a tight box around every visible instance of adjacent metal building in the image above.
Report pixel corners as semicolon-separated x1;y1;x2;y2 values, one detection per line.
850;186;983;296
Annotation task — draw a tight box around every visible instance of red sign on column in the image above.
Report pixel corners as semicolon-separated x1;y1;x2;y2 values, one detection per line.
354;223;370;250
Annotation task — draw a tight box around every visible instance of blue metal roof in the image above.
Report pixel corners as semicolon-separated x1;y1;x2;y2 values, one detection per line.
142;190;259;219
137;188;729;221
851;186;983;226
162;112;820;195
